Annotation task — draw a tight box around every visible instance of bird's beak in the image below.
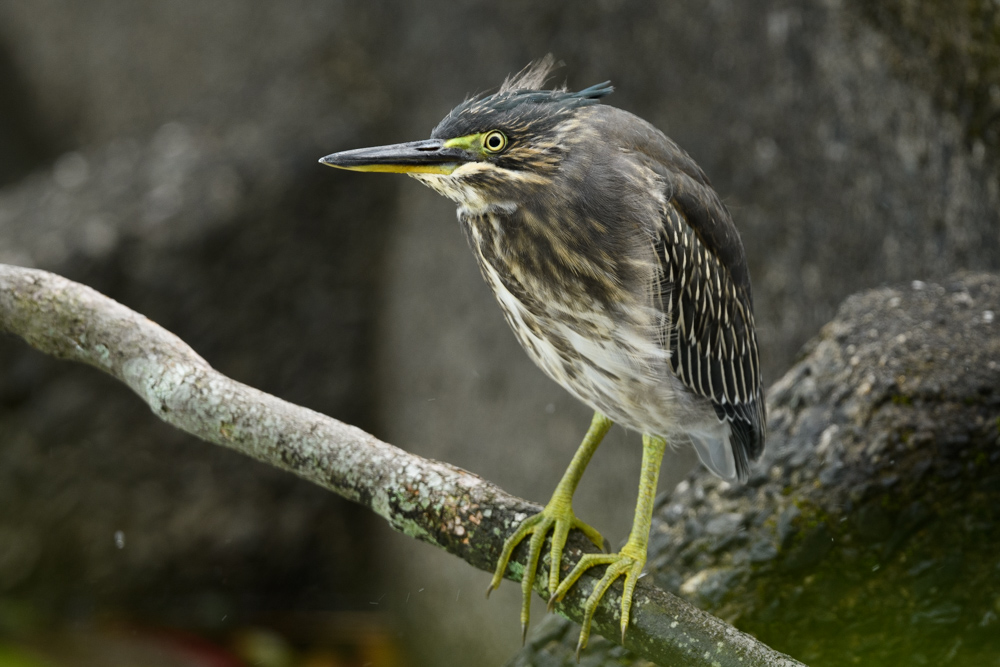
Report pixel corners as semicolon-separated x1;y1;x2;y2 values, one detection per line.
319;139;472;175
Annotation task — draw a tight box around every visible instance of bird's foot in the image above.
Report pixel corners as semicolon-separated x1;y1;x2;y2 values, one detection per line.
549;540;647;659
486;500;604;643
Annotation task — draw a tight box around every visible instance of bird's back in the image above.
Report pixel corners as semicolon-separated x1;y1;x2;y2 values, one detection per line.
590;106;766;478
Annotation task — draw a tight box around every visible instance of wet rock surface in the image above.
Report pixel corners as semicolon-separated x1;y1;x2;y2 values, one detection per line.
510;273;1000;666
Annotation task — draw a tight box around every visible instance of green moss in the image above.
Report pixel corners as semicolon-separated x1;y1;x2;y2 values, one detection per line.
733;435;1000;664
792;500;836;533
0;645;51;667
891;393;913;406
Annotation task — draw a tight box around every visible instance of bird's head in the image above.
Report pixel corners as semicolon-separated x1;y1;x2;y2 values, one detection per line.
319;57;614;211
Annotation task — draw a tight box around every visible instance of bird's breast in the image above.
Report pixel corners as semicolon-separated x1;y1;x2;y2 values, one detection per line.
460;209;708;435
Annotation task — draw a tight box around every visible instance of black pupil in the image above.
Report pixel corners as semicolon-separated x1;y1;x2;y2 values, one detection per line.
488;134;502;150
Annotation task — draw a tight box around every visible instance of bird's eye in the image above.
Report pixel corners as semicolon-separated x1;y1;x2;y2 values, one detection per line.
483;130;508;153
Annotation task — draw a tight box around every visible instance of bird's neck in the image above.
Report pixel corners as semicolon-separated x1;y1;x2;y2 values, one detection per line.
458;205;630;316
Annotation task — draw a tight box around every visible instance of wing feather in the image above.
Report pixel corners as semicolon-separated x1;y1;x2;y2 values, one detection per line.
655;196;766;480
576;105;766;479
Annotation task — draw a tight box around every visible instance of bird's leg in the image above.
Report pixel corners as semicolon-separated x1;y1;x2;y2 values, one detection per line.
551;432;666;658
487;411;612;641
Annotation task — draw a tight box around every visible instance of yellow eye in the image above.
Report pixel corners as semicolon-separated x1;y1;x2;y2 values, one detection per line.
483;130;508;153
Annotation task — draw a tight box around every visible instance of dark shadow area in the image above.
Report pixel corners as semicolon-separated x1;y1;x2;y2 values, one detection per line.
0;39;62;186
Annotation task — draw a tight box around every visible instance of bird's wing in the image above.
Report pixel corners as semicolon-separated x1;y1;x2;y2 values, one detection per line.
650;167;766;481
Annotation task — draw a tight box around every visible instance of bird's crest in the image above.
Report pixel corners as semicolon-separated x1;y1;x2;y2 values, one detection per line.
498;54;563;93
432;56;614;139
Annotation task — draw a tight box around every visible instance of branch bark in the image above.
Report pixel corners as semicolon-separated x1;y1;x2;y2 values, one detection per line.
0;264;804;667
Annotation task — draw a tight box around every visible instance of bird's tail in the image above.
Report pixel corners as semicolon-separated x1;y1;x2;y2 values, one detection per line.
688;428;740;483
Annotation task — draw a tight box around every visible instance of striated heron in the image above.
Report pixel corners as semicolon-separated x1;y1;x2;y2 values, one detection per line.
319;57;765;655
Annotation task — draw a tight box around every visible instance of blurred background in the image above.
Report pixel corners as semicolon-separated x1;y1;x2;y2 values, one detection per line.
0;1;997;666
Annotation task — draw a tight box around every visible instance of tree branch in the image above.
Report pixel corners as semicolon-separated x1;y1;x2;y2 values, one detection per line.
0;264;804;667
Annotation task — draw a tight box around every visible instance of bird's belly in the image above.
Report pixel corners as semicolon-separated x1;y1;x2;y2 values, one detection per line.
483;265;718;440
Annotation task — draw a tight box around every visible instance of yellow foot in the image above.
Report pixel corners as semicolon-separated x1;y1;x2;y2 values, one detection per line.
486;504;605;642
550;543;647;658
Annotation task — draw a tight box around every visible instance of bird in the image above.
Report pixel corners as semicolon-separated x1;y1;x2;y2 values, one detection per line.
319;56;765;656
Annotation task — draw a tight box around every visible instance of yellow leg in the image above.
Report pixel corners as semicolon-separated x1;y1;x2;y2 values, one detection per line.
486;412;612;641
551;432;666;658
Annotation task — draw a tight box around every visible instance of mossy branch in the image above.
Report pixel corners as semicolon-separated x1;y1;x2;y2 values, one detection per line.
0;264;804;667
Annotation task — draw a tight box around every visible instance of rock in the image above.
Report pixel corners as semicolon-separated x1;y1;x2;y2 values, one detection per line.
511;273;1000;666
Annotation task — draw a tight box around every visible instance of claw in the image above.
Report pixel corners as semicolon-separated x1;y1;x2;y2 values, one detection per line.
487;421;660;655
575;519;606;552
487;504;605;638
486;412;615;640
550;547;647;658
520;521;549;629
